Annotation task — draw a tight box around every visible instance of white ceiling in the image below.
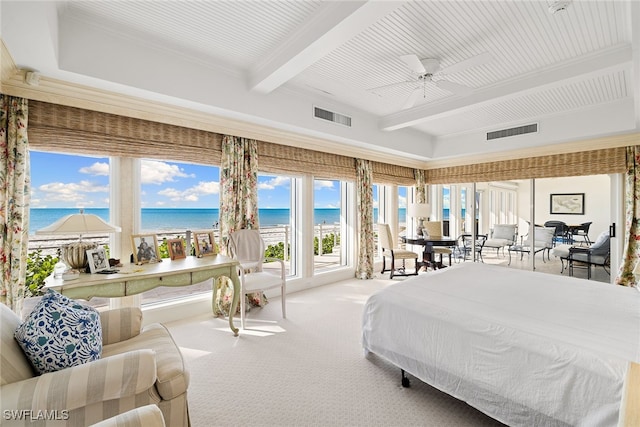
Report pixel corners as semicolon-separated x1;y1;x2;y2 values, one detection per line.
1;0;639;164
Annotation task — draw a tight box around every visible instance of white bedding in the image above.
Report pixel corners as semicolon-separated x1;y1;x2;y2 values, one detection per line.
362;263;640;426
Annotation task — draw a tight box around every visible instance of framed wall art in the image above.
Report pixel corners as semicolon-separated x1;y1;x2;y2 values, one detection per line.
167;238;187;260
131;234;160;264
550;193;585;215
193;231;217;257
86;246;109;273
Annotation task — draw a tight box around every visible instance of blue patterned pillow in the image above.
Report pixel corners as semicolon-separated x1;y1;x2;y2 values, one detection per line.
15;290;102;374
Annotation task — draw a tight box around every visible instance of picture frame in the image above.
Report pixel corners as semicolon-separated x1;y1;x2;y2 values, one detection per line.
550;193;585;215
167;238;187;260
86;246;109;273
193;231;217;257
131;234;160;264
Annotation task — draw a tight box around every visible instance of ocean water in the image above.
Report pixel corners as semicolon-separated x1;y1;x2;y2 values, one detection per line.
30;207;407;234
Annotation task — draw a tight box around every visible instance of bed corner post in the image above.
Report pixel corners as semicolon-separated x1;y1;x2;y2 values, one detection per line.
401;369;411;388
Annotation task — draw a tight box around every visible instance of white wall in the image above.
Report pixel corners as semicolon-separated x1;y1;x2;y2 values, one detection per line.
516;175;612;240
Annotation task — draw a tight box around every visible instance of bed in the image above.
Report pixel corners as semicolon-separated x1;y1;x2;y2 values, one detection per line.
362;263;640;426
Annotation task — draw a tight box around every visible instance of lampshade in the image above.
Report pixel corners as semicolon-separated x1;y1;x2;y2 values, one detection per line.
408;202;431;219
36;212;121;236
36;211;121;270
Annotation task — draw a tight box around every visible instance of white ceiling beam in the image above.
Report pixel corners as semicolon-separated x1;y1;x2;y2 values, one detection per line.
380;44;633;131
249;1;401;94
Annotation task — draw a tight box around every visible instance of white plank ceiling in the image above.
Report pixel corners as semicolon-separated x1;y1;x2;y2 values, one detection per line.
1;0;638;162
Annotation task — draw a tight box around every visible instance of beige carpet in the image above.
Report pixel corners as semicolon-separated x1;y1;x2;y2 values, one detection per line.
166;275;506;427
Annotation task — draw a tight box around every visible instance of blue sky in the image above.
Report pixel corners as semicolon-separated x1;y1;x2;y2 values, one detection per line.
30;151;341;209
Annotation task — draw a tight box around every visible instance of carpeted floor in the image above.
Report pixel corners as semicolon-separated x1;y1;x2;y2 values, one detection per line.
166;275;506;427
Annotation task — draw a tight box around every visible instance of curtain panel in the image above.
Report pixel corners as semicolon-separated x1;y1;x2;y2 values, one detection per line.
414;169;427;204
355;159;374;279
215;135;263;316
0;95;30;314
616;146;640;287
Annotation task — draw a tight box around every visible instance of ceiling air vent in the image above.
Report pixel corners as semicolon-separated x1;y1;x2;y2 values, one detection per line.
487;123;538;141
313;106;352;127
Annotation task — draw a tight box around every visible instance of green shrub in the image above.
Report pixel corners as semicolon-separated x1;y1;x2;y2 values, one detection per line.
25;250;58;297
314;233;336;255
265;242;289;260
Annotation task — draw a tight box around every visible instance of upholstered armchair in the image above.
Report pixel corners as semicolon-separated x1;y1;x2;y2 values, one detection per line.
1;304;190;427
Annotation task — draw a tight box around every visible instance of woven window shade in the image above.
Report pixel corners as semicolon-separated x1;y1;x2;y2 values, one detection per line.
371;161;415;185
258;140;356;180
28;101;222;164
426;147;627;184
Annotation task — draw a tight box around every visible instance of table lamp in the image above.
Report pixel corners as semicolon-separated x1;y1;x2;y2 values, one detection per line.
408;202;431;236
36;209;121;272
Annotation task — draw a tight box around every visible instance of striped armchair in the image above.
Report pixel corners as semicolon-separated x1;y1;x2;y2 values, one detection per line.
1;304;190;427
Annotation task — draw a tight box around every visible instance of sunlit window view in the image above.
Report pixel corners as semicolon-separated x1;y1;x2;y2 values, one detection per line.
313;178;344;271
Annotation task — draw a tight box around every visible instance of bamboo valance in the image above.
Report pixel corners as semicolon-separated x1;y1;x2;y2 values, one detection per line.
425;147;628;184
28;101;222;164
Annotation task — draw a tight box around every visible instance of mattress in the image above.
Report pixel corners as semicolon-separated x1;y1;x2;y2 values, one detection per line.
362;263;640;426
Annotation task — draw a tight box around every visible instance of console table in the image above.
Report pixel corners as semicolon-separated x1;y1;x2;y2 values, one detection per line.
44;255;241;336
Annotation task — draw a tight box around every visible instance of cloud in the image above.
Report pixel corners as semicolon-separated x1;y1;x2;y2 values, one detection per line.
141;160;194;185
157;181;219;202
258;176;290;190
314;180;335;190
79;162;109;176
37;180;109;203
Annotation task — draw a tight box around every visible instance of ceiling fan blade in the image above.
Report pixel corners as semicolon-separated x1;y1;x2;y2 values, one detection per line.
399;54;426;74
402;87;423;110
439;52;493;75
435;80;473;96
367;80;416;92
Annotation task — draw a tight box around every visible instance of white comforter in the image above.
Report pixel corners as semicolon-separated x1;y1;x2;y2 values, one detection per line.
362;263;640;427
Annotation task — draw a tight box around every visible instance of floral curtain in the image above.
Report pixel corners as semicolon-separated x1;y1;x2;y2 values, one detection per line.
615;146;640;287
414;169;427;204
214;135;265;316
356;158;374;279
0;95;30;314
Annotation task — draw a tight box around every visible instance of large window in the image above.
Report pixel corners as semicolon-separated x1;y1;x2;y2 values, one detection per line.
30;151;111;239
313;178;345;271
258;173;294;277
139;159;220;305
29;151;111;307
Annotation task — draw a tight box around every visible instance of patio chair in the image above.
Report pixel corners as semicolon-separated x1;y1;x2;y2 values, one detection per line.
483;224;518;257
544;220;570;246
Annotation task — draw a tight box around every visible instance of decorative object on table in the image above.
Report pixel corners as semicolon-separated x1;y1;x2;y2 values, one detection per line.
131;234;160;264
36;209;122;272
193;231;217;257
407;202;431;237
86;246;109;273
167;238;187;260
550;193;585;215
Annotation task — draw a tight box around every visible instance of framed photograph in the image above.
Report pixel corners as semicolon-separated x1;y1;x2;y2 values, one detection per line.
167;238;187;260
550;193;585;215
131;234;160;264
86;246;109;273
193;231;217;257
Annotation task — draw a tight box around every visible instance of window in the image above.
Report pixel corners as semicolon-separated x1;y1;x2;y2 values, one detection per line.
313;178;345;271
29;151;111;308
139;159;220;305
258;173;294;276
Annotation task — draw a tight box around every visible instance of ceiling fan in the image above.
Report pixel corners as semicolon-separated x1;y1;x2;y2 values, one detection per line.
370;52;493;109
